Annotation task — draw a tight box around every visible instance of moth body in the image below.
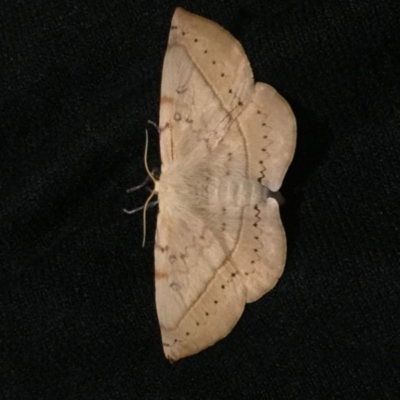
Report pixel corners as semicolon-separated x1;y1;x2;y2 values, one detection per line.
155;156;268;221
152;7;296;361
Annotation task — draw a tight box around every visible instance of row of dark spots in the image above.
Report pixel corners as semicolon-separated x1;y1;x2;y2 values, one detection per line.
257;167;265;183
184;272;257;339
189;273;230;336
180;270;250;340
258;158;266;183
187;33;248;109
250;234;259;266
220;271;237;290
184;299;220;337
182;271;250;338
228;89;244;107
257;121;268;182
257;109;270;128
225;152;233;176
175;27;241;113
252;207;261;264
173;28;209;57
189;33;216;62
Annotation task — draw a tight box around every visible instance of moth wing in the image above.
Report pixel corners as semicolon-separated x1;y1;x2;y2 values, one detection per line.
159;7;254;165
155;196;285;361
238;83;296;192
154;208;246;362
159;8;296;192
154;7;296;361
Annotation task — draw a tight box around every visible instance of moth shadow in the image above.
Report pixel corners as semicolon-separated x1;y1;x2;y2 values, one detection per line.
279;102;332;249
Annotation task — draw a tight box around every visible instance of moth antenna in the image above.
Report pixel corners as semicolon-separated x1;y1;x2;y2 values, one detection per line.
124;127;159;247
141;126;161;246
144;128;157;186
142;189;157;247
147;120;160;133
123;200;158;214
126;175;150;193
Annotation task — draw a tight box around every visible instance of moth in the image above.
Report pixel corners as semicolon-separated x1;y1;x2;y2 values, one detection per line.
152;7;296;361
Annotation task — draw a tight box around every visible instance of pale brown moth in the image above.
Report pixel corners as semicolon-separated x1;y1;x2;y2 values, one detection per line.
153;7;296;361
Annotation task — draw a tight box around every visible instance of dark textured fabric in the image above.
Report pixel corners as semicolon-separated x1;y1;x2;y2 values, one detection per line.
1;0;399;398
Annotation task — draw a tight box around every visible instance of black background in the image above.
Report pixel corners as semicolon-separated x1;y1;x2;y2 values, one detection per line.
1;0;400;398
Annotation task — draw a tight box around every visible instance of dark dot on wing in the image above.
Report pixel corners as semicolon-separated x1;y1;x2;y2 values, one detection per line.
259;160;263;164
174;339;177;343
231;273;236;277
262;122;266;126
262;148;266;152
186;332;190;336
182;31;186;35
226;171;230;176
257;177;262;183
212;60;216;64
245;272;249;276
221;285;225;289
196;322;200;326
214;300;218;304
194;38;198;42
251;260;255;264
229;89;232;93
263;135;267;139
253;223;258;227
205;312;209;316
204;49;208;53
254;249;258;252
238;101;243;106
228;152;232;156
254;236;259;239
221;73;225;77
257;110;261;114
